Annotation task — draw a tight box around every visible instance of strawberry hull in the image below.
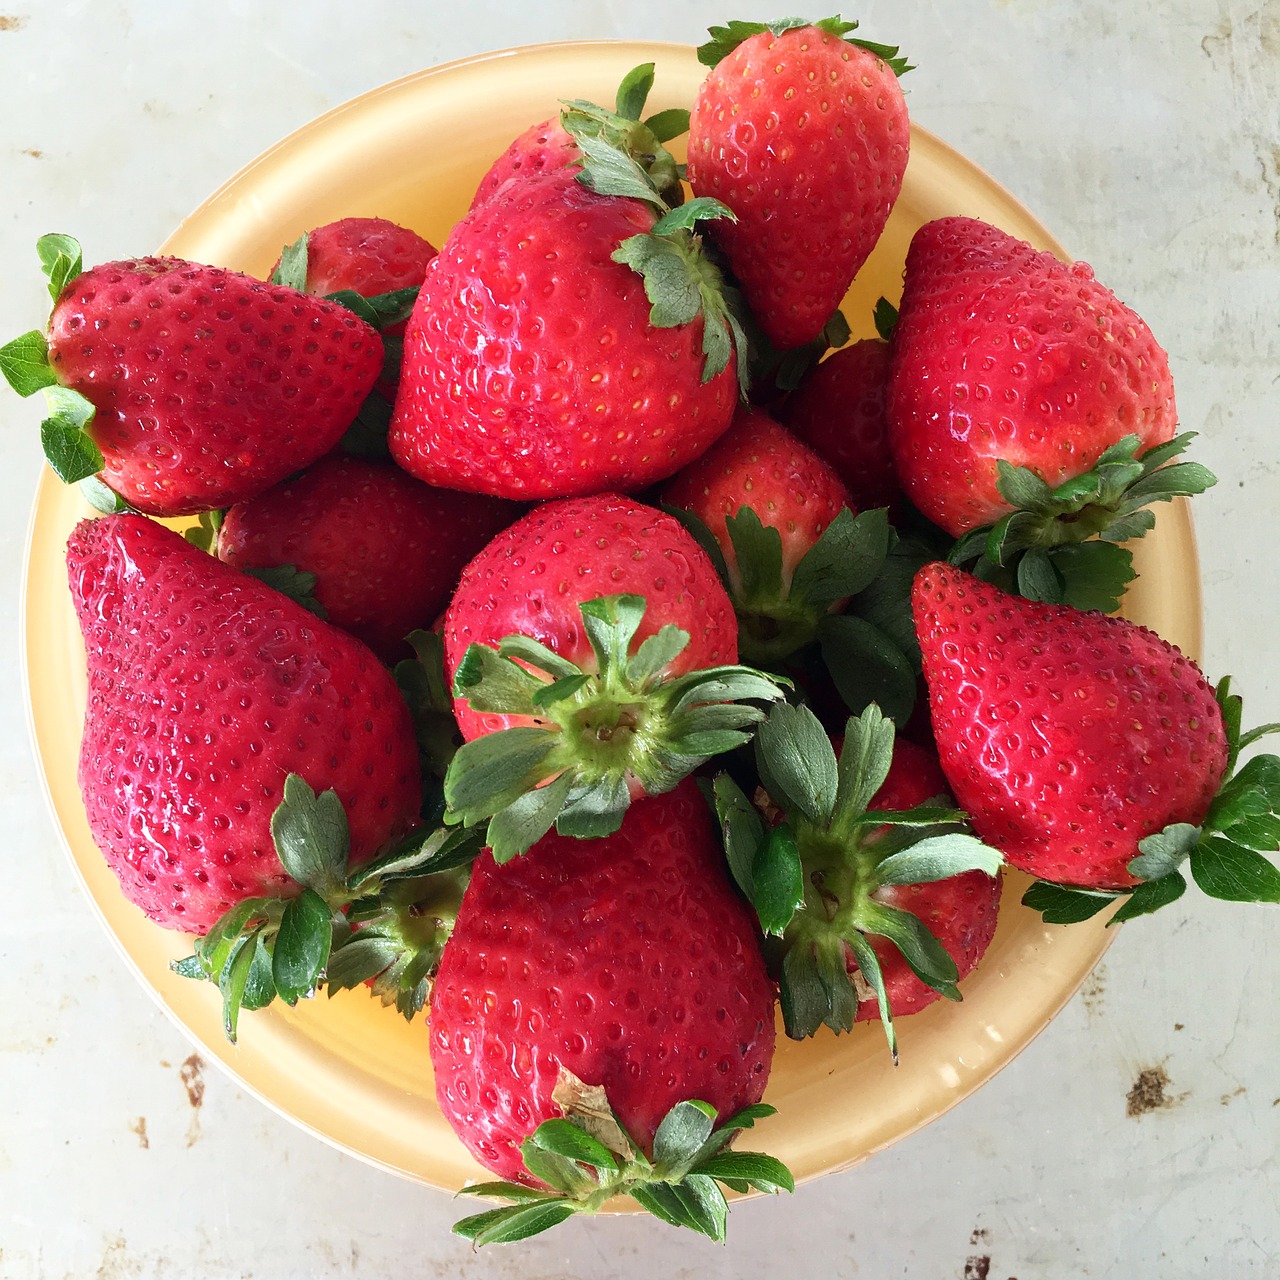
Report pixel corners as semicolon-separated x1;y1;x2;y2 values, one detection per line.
68;515;422;931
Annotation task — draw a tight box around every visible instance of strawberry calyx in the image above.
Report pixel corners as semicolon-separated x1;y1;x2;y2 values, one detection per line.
566;120;750;392
172;775;485;1037
668;503;894;667
697;17;913;77
715;702;1003;1061
1;233;112;498
948;431;1218;613
453;1070;792;1245
1023;677;1280;924
443;593;789;863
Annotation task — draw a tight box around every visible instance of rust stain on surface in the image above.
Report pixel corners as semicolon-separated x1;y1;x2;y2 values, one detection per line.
130;1116;149;1149
0;16;28;31
1127;1065;1186;1117
179;1053;205;1147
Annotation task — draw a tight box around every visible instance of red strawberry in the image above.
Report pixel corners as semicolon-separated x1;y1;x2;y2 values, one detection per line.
272;216;436;309
779;337;904;517
911;562;1231;892
5;236;383;516
217;454;520;663
885;218;1213;613
389;162;744;500
440;492;787;862
659;407;858;663
686;19;910;350
717;701;1003;1057
468;63;685;212
67;513;421;932
430;780;778;1196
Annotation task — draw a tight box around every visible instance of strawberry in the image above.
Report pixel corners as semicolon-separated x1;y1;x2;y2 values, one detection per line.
686;18;910;350
779;336;905;518
2;235;383;516
715;702;1003;1059
469;63;688;211
431;780;789;1243
216;453;520;663
388;136;748;500
659;406;865;664
912;562;1280;921
67;513;422;934
270;216;436;309
440;492;787;861
886;217;1214;611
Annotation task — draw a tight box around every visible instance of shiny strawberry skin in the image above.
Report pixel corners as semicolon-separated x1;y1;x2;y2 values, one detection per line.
780;338;904;517
855;738;1001;1021
469;117;579;211
47;258;383;516
661;406;853;591
67;514;422;931
912;562;1228;888
218;454;520;663
687;26;908;350
285;216;437;303
442;493;739;742
429;780;776;1184
388;175;737;499
886;217;1178;537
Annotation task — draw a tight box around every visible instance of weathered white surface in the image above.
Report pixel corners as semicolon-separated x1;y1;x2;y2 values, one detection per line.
1;2;1276;1277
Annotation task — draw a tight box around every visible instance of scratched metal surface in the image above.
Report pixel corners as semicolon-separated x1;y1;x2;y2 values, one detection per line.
1;3;1277;1278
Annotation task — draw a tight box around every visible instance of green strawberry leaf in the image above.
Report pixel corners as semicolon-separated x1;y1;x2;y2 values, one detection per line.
814;936;859;1033
873;297;898;341
271;888;333;1005
218;934;259;1043
1188;837;1280;903
790;506;891;610
778;940;829;1040
751;822;805;936
754;701;839;826
1047;541;1135;613
239;934;279;1011
817;614;917;725
697;18;912;76
844;931;895;1062
1021;880;1120;924
342;390;393;459
874;833;1003;885
1129;822;1202;881
79;476;134;515
643;107;691;143
832;704;897;827
242;564;327;618
712;772;765;899
269;774;350;897
613;61;656;119
529;1118;620;1173
651;197;735;236
40;384;102;483
725;505;785;606
37;233;83;302
0;329;57;396
857;900;960;1000
1108;872;1187;924
453;1201;577;1246
652;1099;717;1171
272;232;309;289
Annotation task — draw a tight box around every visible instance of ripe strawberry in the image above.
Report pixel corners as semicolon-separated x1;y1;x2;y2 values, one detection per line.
389;149;747;500
715;702;1003;1058
217;454;520;663
779;337;905;517
912;563;1280;919
3;235;383;516
67;513;422;932
686;18;910;350
887;218;1213;610
441;492;787;861
271;216;436;309
659;407;861;664
432;780;786;1241
469;63;687;212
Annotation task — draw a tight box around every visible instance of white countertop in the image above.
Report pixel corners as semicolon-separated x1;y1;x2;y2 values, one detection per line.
2;3;1277;1277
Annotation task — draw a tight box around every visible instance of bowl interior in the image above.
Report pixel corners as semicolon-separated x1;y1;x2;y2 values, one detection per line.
23;40;1202;1193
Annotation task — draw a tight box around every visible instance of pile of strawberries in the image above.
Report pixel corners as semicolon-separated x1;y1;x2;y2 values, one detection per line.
6;15;1279;1248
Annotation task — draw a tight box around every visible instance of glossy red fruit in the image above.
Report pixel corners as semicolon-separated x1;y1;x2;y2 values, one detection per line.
661;406;853;592
429;779;776;1184
780;338;904;517
887;217;1178;537
279;216;437;308
47;258;383;515
67;514;421;931
443;492;739;743
854;737;1001;1021
469;117;579;210
687;22;909;349
217;454;520;663
388;174;738;500
912;561;1228;888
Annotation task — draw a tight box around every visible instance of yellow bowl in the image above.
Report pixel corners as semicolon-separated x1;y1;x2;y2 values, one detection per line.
22;40;1202;1195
